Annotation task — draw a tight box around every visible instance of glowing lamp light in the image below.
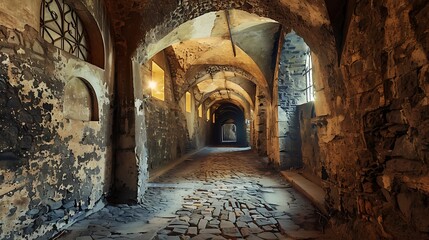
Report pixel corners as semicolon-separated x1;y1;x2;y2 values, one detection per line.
148;81;157;90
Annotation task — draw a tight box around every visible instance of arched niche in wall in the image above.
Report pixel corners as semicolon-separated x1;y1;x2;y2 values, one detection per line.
40;0;105;68
63;77;99;121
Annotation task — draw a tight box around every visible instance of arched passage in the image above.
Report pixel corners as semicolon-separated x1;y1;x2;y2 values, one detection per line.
112;0;337;217
1;0;428;239
209;103;248;147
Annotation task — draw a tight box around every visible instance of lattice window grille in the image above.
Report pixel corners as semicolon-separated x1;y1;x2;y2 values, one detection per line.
41;0;89;61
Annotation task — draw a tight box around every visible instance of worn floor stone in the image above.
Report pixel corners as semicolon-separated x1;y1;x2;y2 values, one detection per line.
59;148;323;239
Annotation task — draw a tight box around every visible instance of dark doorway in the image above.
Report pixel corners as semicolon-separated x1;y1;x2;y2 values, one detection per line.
222;122;237;143
210;103;247;147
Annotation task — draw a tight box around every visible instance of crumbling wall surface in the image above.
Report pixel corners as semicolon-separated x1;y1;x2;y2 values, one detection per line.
0;1;114;239
144;100;189;172
321;1;429;238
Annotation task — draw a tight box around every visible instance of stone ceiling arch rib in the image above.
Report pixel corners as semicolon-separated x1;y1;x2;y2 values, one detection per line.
186;65;258;91
168;38;270;101
205;91;251;117
198;87;254;109
182;65;256;105
210;99;247;116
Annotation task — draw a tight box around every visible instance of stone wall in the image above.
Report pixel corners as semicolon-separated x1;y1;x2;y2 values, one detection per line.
138;50;205;175
99;0;429;236
0;0;114;239
319;1;429;238
277;32;310;169
144;100;190;171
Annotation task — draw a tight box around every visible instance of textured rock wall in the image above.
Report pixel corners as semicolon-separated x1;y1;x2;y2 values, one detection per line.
0;0;114;239
319;1;429;237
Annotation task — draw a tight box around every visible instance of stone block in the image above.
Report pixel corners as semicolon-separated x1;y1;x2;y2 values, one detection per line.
220;220;234;229
397;70;419;98
397;192;413;221
187;227;198;235
173;227;187;234
199;229;221;234
362;182;374;193
386;110;406;124
222;227;241;238
257;232;277;239
198;219;208;230
412;202;429;232
386;158;425;174
63;200;76;209
391;136;418;160
376;175;392;191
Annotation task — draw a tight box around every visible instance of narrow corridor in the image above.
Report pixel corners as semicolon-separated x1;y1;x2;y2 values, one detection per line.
60;148;324;240
2;2;428;239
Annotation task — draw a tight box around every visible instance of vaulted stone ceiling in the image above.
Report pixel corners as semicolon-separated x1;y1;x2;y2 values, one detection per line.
104;0;341;104
142;9;281;111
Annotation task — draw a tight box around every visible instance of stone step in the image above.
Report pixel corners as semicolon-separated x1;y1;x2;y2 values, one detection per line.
280;171;327;215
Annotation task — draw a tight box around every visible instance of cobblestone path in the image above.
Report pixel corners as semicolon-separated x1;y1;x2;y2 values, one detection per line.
60;148;323;240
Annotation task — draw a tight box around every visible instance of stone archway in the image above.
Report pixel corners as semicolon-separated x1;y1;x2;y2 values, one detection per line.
110;1;339;206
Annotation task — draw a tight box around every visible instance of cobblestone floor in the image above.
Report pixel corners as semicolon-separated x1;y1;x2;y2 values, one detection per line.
59;147;324;240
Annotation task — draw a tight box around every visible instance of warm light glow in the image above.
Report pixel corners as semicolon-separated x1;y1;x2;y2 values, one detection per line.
186;92;192;113
305;51;314;102
206;109;210;121
198;105;203;118
151;61;165;101
148;81;157;89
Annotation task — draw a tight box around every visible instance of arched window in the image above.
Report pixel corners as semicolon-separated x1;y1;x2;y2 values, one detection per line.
40;0;89;61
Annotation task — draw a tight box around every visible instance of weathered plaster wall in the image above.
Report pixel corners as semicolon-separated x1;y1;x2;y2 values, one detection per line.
297;102;321;179
252;87;270;156
194;106;208;149
0;0;114;238
0;0;40;31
